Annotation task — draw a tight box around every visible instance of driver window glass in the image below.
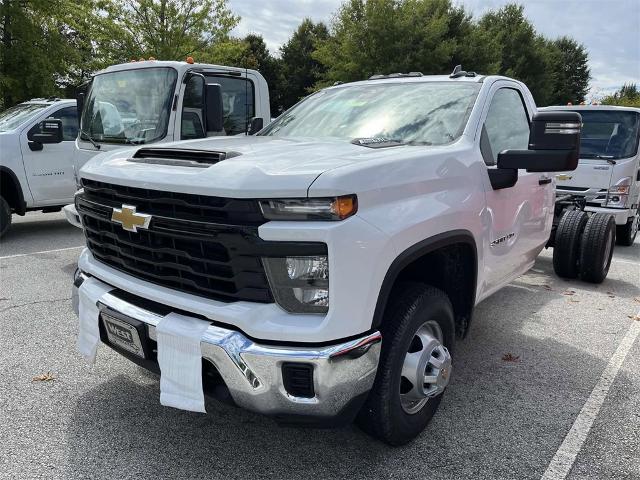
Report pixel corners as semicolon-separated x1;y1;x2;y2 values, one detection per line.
483;88;530;166
181;75;205;140
206;75;255;136
27;107;78;141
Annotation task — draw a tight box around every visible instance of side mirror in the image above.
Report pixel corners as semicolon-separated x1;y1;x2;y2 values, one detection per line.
30;118;63;144
247;117;263;135
497;112;582;173
205;83;224;133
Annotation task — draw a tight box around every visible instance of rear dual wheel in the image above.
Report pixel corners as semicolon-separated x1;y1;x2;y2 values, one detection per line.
579;213;616;283
357;283;454;446
553;211;616;284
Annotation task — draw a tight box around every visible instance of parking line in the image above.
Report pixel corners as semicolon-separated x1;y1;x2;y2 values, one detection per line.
0;245;84;260
541;315;640;480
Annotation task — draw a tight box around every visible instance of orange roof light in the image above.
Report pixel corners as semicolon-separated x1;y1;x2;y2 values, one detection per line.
139;57;145;62
186;56;195;64
148;56;155;61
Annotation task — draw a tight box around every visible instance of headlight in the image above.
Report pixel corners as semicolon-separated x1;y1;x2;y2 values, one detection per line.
259;195;357;221
263;256;329;313
607;177;631;206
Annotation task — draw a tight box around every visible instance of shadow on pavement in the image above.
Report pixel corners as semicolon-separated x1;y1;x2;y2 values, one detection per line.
63;255;635;479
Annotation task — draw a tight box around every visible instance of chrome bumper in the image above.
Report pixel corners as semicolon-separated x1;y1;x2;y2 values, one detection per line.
72;273;381;420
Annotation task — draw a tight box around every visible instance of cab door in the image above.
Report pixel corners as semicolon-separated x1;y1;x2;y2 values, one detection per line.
20;105;79;204
478;83;553;296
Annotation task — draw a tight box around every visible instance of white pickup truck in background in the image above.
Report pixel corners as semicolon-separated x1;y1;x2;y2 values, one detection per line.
0;60;271;237
541;105;640;246
71;68;615;445
0;98;78;236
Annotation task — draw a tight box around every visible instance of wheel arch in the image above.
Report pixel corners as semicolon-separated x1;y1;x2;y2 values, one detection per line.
372;230;478;338
0;166;26;215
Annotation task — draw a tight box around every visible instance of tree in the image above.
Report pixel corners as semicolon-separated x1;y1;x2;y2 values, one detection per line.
109;0;239;61
547;36;590;105
313;0;500;87
478;4;553;105
0;1;68;107
279;19;329;110
601;83;640;107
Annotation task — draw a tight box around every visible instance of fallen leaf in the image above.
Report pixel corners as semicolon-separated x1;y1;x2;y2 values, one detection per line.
32;372;55;382
502;353;520;362
634;297;640;304
628;315;640;321
562;290;576;296
607;291;616;298
542;285;553;291
569;298;580;303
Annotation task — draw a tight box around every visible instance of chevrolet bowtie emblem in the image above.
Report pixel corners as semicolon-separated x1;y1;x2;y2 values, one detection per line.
555;174;573;181
111;205;152;232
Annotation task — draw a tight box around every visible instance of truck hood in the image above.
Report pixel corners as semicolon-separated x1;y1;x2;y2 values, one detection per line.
79;135;412;198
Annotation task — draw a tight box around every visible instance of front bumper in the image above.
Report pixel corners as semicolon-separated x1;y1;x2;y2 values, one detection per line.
72;272;381;422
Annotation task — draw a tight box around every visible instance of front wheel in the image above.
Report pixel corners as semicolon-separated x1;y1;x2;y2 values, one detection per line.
356;283;455;446
616;208;639;246
0;196;11;238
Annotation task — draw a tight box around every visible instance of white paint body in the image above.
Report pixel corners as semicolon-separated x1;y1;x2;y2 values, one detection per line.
77;75;555;343
0;99;77;207
541;105;640;225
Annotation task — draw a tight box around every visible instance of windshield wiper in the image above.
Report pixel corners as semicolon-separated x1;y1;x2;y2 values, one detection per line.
594;154;616;165
80;130;101;150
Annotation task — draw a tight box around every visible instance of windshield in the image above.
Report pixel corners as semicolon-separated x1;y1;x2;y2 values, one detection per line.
0;103;49;132
261;82;481;145
81;67;178;145
576;110;640;159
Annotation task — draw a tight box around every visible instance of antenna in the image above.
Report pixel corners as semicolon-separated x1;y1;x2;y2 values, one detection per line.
449;65;477;79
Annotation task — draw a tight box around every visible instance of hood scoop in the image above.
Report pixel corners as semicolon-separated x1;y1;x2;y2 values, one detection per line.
128;147;241;168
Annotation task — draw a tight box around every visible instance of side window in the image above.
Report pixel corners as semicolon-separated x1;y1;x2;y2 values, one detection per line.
482;88;530;166
181;75;205;140
207;75;255;136
28;106;78;141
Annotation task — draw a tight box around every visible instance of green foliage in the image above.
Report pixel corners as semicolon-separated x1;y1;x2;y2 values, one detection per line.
314;0;477;85
601;84;640;107
279;19;329;110
545;37;590;105
108;0;239;60
0;0;595;113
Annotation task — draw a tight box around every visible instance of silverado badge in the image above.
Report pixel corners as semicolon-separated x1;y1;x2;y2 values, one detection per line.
111;205;152;232
555;174;573;181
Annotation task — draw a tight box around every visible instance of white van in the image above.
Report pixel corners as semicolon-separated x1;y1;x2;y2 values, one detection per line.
541;105;640;245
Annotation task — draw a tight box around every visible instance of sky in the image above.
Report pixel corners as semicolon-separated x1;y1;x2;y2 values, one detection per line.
229;0;640;99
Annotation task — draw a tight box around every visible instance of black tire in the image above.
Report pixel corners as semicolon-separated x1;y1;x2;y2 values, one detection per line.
356;283;455;446
0;196;11;238
579;213;616;284
553;210;589;279
616;208;639;246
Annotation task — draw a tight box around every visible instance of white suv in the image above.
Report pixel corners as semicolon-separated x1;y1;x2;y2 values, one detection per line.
71;71;604;445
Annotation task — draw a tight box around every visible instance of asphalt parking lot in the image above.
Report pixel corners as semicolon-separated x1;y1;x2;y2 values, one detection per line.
1;211;639;480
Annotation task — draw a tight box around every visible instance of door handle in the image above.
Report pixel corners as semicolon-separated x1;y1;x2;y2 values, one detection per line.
539;176;552;185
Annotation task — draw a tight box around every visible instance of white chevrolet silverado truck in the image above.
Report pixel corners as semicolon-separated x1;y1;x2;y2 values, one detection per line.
71;69;608;445
0;98;77;236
